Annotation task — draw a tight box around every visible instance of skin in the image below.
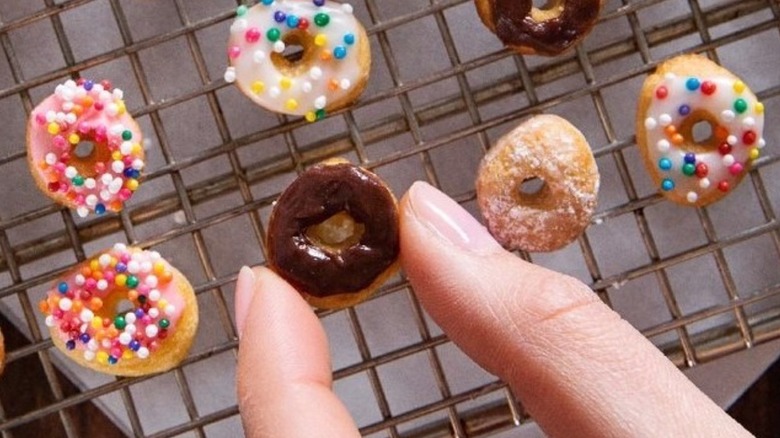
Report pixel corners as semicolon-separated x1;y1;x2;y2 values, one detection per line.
235;182;751;438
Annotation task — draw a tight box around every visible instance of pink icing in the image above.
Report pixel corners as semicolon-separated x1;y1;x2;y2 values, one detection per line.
28;79;144;217
40;244;186;365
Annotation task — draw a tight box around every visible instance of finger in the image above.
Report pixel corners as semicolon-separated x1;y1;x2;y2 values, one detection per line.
399;182;749;438
235;267;359;438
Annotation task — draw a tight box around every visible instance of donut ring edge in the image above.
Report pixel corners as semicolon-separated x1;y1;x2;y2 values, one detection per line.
266;159;400;310
473;0;606;56
476;115;600;252
48;262;198;377
636;54;750;207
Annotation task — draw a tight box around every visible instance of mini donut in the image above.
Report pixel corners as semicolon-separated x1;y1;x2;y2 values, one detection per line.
38;244;198;376
224;0;370;122
637;55;765;206
476;115;600;252
267;159;400;309
27;79;145;217
474;0;603;56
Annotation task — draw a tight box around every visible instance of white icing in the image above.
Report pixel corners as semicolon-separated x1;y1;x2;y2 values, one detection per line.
643;76;764;203
225;0;365;120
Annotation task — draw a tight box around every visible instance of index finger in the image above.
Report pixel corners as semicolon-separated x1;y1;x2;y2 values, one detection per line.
399;182;750;437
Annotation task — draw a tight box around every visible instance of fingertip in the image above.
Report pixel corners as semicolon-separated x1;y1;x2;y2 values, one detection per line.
238;265;332;392
249;265;287;293
244;266;314;317
236;267;359;437
236;266;310;337
234;266;256;338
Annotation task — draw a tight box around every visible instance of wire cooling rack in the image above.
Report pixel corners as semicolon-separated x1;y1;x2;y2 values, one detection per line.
0;0;779;436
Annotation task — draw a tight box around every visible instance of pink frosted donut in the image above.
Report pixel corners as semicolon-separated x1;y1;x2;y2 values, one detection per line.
27;79;145;217
39;244;199;376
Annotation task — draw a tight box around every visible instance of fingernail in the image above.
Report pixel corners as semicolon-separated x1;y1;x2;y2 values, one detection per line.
407;182;501;253
235;266;256;339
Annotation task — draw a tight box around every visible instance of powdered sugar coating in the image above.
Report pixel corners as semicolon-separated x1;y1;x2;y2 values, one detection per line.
476;115;599;252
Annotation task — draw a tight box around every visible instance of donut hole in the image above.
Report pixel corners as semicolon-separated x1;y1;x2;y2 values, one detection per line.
517;177;551;207
71;139;111;178
91;296;133;324
532;0;555;8
280;43;305;64
677;110;721;153
531;0;564;21
271;30;317;76
74;141;95;159
519;177;546;195
692;120;714;143
305;211;366;252
114;299;134;315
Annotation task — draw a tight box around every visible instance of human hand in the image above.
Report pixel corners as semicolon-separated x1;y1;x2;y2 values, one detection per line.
234;181;751;437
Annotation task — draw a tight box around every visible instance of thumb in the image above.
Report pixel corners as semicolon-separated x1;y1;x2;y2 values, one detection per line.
235;267;359;438
400;182;749;438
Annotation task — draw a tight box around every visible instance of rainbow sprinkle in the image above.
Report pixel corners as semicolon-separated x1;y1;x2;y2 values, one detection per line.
39;244;180;366
643;72;765;204
224;0;362;122
30;79;144;217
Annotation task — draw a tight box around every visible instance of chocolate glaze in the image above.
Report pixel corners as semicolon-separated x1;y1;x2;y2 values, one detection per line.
491;0;601;55
267;163;400;298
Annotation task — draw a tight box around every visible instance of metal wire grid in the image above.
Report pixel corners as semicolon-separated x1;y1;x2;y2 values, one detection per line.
0;0;777;436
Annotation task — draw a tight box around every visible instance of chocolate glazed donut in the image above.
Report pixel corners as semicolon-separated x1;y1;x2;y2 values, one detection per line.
476;0;603;56
267;160;400;309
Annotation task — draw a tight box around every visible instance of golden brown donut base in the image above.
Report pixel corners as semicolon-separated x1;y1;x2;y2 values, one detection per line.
267;158;400;311
476;115;599;252
26;117;145;213
474;0;602;56
636;54;747;207
301;260;400;310
330;24;371;113
49;266;198;377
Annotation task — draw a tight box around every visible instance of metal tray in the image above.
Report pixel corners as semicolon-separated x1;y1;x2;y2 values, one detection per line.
0;0;779;436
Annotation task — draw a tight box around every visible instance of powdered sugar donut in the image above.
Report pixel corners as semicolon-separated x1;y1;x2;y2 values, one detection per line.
637;55;765;206
224;0;370;121
27;79;144;217
476;115;600;252
39;244;198;376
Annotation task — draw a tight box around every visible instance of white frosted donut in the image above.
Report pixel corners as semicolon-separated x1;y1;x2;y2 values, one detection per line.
224;0;370;121
637;55;765;206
